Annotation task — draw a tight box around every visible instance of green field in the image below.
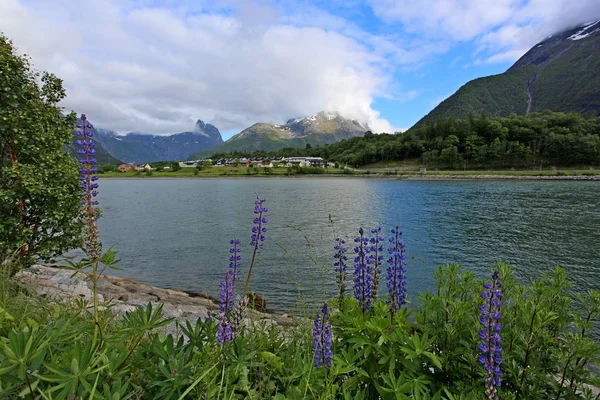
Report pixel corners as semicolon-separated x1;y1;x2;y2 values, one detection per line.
100;166;351;178
100;165;600;178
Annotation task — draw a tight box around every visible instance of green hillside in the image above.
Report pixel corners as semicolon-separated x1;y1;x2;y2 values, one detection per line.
188;132;319;159
188;112;366;160
210;112;600;168
413;21;600;128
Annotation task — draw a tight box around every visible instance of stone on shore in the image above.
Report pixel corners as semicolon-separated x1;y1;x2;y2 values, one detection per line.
13;265;299;338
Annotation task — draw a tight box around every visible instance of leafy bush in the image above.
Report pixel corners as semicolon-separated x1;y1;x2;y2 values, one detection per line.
1;261;598;398
0;35;81;267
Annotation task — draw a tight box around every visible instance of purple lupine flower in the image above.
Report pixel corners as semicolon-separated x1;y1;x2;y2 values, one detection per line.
243;197;268;298
353;228;372;314
230;294;247;336
229;238;241;281
369;227;384;300
75;114;101;261
217;270;235;345
334;238;348;308
219;270;235;315
217;313;233;345
387;226;407;317
478;270;503;399
250;197;268;249
313;303;333;369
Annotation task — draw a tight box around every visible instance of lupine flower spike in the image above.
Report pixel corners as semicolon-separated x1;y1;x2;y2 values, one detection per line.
229;238;241;281
75;114;101;261
333;238;348;308
369;227;384;300
313;303;333;369
217;312;233;345
217;270;235;344
386;226;407;318
478;270;503;399
250;197;268;250
75;114;102;345
353;228;372;314
243;197;268;298
228;237;244;336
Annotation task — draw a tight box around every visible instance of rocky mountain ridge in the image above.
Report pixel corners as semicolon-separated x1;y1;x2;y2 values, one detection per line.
187;111;367;159
93;120;224;163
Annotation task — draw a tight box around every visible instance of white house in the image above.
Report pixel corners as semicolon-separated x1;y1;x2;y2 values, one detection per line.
254;161;273;168
135;163;152;171
284;156;329;168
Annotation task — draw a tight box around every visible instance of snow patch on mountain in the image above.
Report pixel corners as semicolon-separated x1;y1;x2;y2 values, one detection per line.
568;20;600;41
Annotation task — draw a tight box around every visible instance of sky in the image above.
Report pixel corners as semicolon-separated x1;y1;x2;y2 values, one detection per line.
1;0;600;140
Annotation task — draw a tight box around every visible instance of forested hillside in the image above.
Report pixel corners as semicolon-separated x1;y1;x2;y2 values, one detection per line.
210;111;600;168
413;21;600;128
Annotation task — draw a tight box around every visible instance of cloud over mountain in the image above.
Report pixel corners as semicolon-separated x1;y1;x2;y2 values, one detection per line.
2;0;599;134
368;0;600;64
0;0;397;134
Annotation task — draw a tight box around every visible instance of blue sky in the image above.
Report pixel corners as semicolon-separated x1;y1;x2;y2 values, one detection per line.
1;0;599;139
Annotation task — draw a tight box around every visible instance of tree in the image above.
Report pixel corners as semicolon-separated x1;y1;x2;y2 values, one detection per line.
0;34;81;267
101;163;114;173
171;162;181;172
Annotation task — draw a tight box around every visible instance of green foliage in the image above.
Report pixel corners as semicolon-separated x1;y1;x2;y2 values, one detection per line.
0;262;598;398
205;111;600;168
0;34;82;267
170;162;181;172
415;30;600;128
418;263;600;399
100;164;115;173
196;159;213;171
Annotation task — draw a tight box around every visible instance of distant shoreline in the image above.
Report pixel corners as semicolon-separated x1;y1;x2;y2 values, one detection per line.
99;173;600;181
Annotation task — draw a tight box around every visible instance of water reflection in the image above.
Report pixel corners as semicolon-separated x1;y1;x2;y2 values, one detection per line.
97;178;600;312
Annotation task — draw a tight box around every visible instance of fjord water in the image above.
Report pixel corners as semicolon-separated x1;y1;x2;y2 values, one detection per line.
97;178;600;312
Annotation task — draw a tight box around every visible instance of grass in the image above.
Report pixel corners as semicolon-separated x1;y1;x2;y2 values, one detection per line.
409;169;600;177
100;166;350;178
99;166;600;179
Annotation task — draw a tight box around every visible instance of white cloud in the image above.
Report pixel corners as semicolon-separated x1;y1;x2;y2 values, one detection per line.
0;0;403;134
368;0;600;64
368;0;520;41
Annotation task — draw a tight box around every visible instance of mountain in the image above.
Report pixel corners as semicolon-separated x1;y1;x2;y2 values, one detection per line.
187;111;366;159
66;118;122;165
67;137;123;165
94;120;224;163
413;20;600;128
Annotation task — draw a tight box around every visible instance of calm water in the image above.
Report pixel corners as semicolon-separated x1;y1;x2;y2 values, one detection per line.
96;178;600;312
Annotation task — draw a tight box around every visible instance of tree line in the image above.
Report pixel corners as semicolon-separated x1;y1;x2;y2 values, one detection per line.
210;111;600;168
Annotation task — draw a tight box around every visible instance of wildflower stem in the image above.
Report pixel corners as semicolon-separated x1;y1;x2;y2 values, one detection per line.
117;332;145;372
242;246;258;301
92;260;99;345
242;197;268;301
25;372;34;400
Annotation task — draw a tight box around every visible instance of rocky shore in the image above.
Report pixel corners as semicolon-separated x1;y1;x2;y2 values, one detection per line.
14;265;299;336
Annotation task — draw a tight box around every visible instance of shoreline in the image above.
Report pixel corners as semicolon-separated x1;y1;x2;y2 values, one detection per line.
402;174;600;181
15;265;299;336
98;173;600;181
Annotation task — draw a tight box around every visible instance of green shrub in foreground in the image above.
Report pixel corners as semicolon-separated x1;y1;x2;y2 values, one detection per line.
0;262;598;399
